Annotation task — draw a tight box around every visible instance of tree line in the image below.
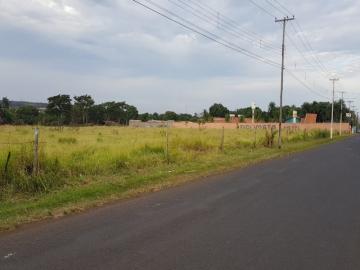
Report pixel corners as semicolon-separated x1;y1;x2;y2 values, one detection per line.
0;94;353;126
206;101;351;123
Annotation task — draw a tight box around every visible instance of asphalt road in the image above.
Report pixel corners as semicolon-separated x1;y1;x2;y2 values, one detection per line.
1;136;360;270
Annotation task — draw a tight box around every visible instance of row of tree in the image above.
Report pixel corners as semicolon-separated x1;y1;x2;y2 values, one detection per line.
0;95;354;126
206;101;352;123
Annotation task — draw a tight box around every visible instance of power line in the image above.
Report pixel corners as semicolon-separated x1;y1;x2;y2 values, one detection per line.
286;70;330;100
133;0;335;104
133;0;281;68
272;0;293;15
265;0;289;17
265;0;332;77
247;0;277;18
177;0;331;101
167;0;281;55
285;34;328;97
286;32;332;95
181;0;281;51
289;23;330;76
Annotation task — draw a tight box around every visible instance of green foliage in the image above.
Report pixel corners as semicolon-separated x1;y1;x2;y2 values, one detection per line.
1;95;355;127
73;95;95;124
209;103;229;118
16;106;39;125
311;129;330;139
46;94;72;125
1;97;10;109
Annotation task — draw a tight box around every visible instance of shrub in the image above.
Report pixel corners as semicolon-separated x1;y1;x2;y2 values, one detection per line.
311;129;330;139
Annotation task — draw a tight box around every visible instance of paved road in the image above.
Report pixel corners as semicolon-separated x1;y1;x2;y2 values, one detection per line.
1;136;360;270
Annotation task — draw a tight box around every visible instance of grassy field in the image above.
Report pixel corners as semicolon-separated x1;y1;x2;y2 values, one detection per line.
0;125;341;230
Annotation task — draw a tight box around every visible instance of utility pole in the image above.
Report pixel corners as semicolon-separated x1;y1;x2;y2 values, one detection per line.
339;91;346;136
329;78;339;139
347;100;354;134
251;102;256;124
275;15;295;149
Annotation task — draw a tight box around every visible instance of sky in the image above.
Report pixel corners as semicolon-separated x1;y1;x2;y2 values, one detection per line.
0;0;359;114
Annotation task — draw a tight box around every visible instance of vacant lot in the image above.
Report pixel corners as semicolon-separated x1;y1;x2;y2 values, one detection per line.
0;125;338;230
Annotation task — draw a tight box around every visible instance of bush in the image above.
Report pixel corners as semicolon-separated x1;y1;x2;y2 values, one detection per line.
311;129;330;139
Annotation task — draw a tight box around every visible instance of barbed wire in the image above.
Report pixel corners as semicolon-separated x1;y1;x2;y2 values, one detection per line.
0;141;47;145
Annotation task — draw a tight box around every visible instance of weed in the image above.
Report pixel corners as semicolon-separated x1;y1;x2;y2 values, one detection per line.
58;137;77;144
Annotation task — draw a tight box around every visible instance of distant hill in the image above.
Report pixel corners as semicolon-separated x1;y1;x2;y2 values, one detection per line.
10;101;47;109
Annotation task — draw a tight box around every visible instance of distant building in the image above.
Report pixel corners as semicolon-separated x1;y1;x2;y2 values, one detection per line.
301;113;317;124
286;110;301;123
285;117;301;123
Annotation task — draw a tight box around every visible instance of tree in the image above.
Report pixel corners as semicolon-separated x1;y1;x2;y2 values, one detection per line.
201;109;212;122
73;95;95;124
236;107;264;122
0;97;13;124
163;111;178;121
16;106;39;125
46;94;72;125
138;113;150;122
123;104;138;125
300;101;332;122
209;103;229;118
88;104;106;124
1;97;10;109
178;113;192;121
100;101;138;125
268;102;279;122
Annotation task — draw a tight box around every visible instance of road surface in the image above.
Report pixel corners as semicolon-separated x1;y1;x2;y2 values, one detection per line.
1;136;360;270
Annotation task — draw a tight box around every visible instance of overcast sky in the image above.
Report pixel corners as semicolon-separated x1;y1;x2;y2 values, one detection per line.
0;0;359;113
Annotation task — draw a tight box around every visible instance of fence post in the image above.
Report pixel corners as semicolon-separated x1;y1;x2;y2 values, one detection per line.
33;127;39;176
254;126;257;147
166;122;169;164
4;151;11;175
286;127;289;141
220;127;225;152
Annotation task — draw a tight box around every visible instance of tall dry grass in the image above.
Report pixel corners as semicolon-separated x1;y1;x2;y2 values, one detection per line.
0;125;331;196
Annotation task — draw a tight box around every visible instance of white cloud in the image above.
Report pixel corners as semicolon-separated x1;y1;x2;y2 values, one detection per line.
0;0;359;112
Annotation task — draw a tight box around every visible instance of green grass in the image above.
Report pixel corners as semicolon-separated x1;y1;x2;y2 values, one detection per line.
0;125;344;231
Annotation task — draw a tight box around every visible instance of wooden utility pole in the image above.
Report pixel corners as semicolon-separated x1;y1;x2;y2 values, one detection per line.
275;16;295;149
329;78;339;139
